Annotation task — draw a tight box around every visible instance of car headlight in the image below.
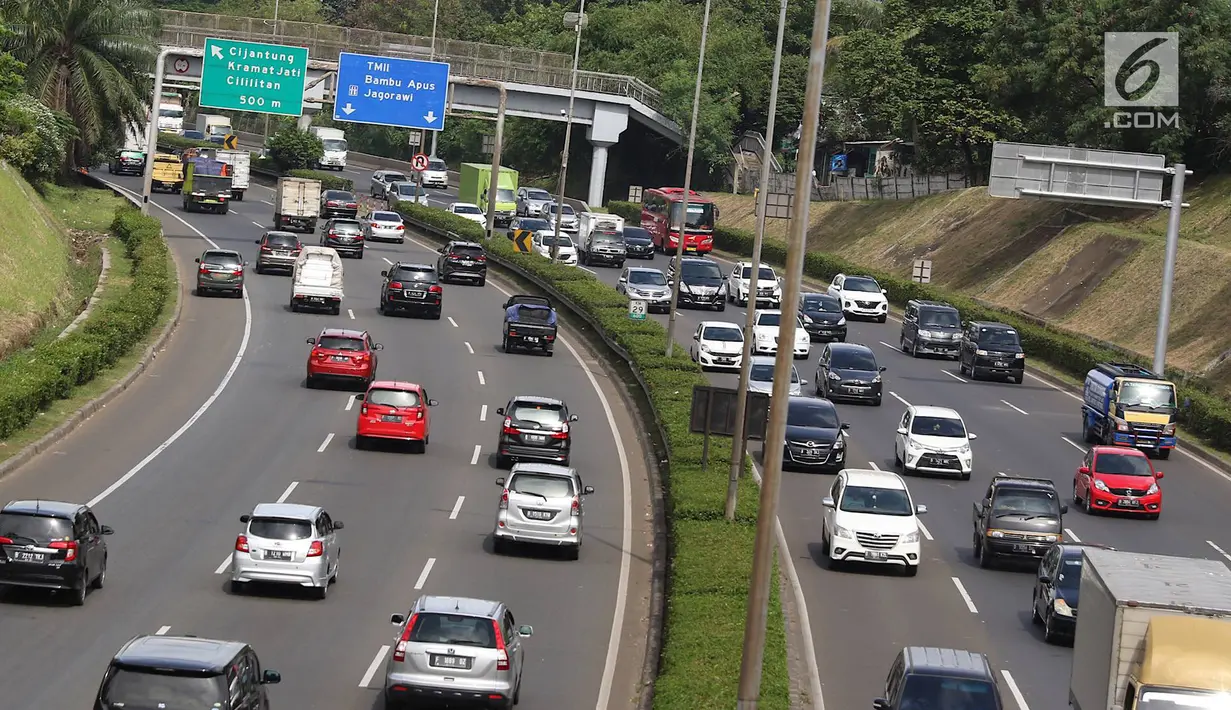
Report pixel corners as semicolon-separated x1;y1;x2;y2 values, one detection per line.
1053;598;1074;617
976;349;989;356
1043;534;1059;542
901;530;919;544
844;301;853;309
833;525;855;540
1094;479;1110;492
828;371;841;381
918;330;934;338
802;314;814;324
700;344;710;353
833;437;845;450
836;317;846;326
1146;482;1159;495
907;440;923;451
957;444;971;455
1015;353;1025;359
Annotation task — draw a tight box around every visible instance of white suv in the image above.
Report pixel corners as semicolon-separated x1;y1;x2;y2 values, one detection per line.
727;261;781;307
820;468;926;575
827;273;889;322
893;405;976;480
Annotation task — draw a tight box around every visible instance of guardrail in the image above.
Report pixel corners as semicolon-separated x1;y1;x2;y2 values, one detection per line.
159;10;665;113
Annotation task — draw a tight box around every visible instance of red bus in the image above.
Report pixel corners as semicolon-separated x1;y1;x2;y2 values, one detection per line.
640;187;717;254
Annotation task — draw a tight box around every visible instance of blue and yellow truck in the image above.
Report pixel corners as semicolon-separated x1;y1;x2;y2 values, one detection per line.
1081;363;1178;459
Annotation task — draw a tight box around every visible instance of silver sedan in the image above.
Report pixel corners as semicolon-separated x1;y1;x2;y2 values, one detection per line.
365;210;405;243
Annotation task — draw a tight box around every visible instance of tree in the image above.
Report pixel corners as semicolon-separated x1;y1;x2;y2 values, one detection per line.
268;128;324;170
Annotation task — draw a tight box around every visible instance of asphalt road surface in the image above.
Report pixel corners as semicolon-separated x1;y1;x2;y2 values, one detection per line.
0;173;652;709
580;247;1231;710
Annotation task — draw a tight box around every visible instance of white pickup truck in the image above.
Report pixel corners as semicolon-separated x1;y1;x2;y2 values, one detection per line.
290;246;344;315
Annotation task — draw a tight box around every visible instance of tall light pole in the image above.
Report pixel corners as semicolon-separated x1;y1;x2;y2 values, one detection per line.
140;48;173;216
736;0;832;703
550;0;587;262
663;0;713;357
725;0;789;521
262;0;282;142
429;0;441;158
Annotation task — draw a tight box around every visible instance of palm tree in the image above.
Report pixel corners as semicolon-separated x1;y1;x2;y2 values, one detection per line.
0;0;159;167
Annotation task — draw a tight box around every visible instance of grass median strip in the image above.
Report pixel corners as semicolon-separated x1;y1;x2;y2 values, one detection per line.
394;202;793;708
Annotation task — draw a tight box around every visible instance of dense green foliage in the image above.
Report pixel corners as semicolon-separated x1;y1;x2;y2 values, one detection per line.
0;200;171;438
267;128;325;171
394;200;791;708
0;43;75;182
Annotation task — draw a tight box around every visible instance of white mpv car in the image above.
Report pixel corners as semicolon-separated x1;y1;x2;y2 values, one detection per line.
690;320;744;370
894;405;977;480
827;273;889;322
532;233;577;265
820;468;926;575
752;310;810;359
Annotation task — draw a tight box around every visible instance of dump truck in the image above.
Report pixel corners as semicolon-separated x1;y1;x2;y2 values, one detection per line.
151;152;185;192
1069;547;1231;710
459;163;519;227
181;158;233;214
216;149;251;201
1081;363;1178;459
274;176;322;233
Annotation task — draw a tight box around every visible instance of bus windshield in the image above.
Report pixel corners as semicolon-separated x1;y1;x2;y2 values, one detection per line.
669;201;715;231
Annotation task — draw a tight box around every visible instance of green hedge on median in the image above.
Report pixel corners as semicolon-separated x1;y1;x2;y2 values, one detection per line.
286;169;353;192
0;205;172;439
395;202;792;709
155;134;217;151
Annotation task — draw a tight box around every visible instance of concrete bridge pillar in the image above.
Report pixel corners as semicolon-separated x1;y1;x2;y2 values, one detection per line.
585;103;629;208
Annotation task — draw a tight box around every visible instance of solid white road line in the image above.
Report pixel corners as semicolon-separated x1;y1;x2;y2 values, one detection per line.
1001;670;1030;710
889;391;911;407
1061;436;1086;452
449;496;465;520
317;433;335;453
414;558;436;590
480;404;488;422
359;645;390;688
1065;528;1082;543
251;221;263;228
477;370;485;385
88;180;253;509
447;316;459;327
348;308;355;319
951;577;979;613
382;257;394;265
470;445;481;465
1001;399;1029;415
1207;540;1231;563
464;341;474;354
917;521;934;541
346;394;357;411
276;481;299;504
941;370;967;383
214;556;231;575
156;625;171;635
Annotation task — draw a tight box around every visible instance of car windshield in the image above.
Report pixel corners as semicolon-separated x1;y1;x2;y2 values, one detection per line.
330;221;362;233
392;267;436;282
510;403;566;428
843;277;881;293
526;189;552;200
830;349;879;371
384;173;407;183
0;513;72;542
1137;688;1231;709
702;326;742;342
921;309;961;327
751;363;799;383
508;472;575;498
264;234;299;248
741;266;777;280
839;486;913;516
428;159;446;170
194;176;230;193
1095;452;1154;476
453;205;482;214
623;227;651;241
367;388;420;408
450;245;485;257
669;200;715;230
409;613;496;648
496;188;516;202
629;271;667;286
371;211;402;223
802;295;840;312
594;233;623;244
900;676;999;710
1119;381;1177;409
322;138;348;152
788;400;839;428
541;235;573;247
158;107;183;118
911;415;966;437
992;490;1060;517
316;336;364;351
979;328;1020;347
682;261;722;280
1057;554;1083;590
248;517;313;540
757;313;781;327
202;251;241;266
101;668;226;707
518;219;550;231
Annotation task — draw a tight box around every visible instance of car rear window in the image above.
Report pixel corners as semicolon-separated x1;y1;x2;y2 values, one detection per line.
120;150;144;160
384;173;407;183
101;667;227;707
324;190;354;200
0;513;73;542
330;221;362;233
409;613;496;648
450;245;484;257
317;336;364;351
508;472;575;497
371;211;401;222
202;251;241;266
248;517;313;540
392;266;437;282
509;402;566;428
367;388;420;408
265;234;298;248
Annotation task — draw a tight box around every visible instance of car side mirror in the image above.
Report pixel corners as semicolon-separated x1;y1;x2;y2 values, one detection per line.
569;414;579;422
101;525;115;535
968;433;978;440
261;670;281;685
240;514;251;523
896;427;908;435
381;270;388;277
879;366;888;372
390;613;405;625
916;505;927;515
333;521;344;529
873;700;890;710
618;276;627;283
355;393;364;401
243;261;248;266
1038;575;1051;584
840;423;850;430
194;257;200;263
1060;504;1069;514
518;624;534;637
254;239;260;244
496;407;505;416
584;485;595;494
881;288;888;294
822;496;835;508
1078;466;1089;475
438;247;446;254
1156;471;1164;478
374;343;384;350
693;334;700;340
306;337;316;345
800;379;809;386
496;477;506;486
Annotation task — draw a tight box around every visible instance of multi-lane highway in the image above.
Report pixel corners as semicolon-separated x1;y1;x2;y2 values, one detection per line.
580;248;1231;709
0;172;652;708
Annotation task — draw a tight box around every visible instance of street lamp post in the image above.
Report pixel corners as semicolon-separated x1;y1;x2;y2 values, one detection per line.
429;0;441;158
549;0;587;263
140;48;173;216
725;0;790;521
663;0;713;357
262;0;283;143
735;0;833;703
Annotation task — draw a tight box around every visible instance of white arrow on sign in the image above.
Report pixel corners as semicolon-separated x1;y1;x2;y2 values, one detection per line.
423;111;438;124
341;104;356;115
210;45;223;60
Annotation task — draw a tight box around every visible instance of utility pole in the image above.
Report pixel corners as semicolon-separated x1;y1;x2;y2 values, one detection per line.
550;0;587;263
1152;165;1187;375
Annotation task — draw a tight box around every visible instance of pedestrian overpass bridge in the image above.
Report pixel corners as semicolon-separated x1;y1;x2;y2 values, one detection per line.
158;10;682;205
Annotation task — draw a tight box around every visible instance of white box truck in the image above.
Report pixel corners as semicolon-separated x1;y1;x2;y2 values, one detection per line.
216;149;251;201
577;211;624;242
196;114;232;144
310;126;348;170
290;246;344;315
1070;547;1231;710
274;176;322;234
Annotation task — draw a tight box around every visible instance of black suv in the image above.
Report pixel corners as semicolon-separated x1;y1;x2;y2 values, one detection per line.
380;262;442;319
959;321;1025;383
437;240;488;286
0;499;113;605
815;342;886;405
320;218;365;259
107;149;145;176
875;646;1004;710
799;292;846;342
901;299;962;358
95;635;281;710
669;256;726;311
495;395;578;468
972;477;1067;568
320;189;358;219
622;226;655;259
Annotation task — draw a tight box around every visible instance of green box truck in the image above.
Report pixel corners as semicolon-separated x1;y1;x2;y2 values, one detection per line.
458;163;519;227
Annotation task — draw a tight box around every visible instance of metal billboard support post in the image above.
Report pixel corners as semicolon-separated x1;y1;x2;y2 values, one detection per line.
1154;164;1186;375
140;48;173;217
449;78;507;238
551;0;587;263
736;0;832;702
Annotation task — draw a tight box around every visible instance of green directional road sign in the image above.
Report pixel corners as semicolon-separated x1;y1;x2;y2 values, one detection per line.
200;38;308;117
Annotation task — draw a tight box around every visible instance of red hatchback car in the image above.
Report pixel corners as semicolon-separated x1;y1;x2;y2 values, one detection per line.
1073;445;1163;519
355;381;437;452
305;328;382;389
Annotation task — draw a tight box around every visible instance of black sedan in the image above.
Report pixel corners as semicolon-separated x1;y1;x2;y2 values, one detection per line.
815;342;886;405
782;396;848;471
799;292;847;342
321;190;359;219
622;226;655;259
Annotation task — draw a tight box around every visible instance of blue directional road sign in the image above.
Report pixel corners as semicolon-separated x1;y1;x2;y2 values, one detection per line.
333;52;450;131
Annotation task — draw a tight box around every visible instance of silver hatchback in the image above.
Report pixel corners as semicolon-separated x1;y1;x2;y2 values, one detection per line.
492;463;593;560
230;503;343;599
385;596;533;709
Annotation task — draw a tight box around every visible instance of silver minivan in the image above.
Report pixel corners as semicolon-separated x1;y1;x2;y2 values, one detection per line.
492;463;593;560
385;596;533;708
229;503;343;599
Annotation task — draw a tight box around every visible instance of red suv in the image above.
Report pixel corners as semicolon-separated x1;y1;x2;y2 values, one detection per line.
355;381;438;453
305;328;382;389
1073;445;1163;519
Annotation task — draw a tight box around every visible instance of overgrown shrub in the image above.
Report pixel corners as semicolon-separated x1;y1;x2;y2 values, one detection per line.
267;128;324;171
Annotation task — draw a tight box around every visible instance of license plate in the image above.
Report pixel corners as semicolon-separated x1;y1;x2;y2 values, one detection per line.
331;355;349;362
865;551;888;561
431;654;472;670
994;361;1009;368
525;336;539;343
804;448;822;456
524;434;546;444
1012;544;1032;553
406;290;425;299
460;259;474;265
308;296;325;304
1119;498;1141;507
525;510;553;520
264;550;292;561
209;272;230;279
715;358;733;364
382;414;402;422
13;551;45;563
848;386;869;392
